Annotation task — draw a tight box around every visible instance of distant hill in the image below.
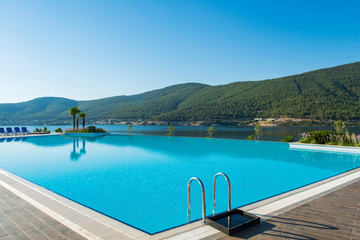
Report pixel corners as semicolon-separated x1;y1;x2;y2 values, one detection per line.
156;62;360;121
0;97;78;124
1;62;360;124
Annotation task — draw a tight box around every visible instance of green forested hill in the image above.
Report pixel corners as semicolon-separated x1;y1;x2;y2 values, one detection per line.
76;83;208;120
0;83;209;124
0;97;78;123
1;62;360;124
156;62;360;121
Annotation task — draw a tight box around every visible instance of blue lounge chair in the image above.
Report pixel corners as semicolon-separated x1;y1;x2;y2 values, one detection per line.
14;127;21;134
21;127;30;135
6;127;14;135
0;128;5;135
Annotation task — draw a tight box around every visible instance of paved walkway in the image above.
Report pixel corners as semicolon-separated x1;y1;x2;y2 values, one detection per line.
219;179;360;240
0;185;85;240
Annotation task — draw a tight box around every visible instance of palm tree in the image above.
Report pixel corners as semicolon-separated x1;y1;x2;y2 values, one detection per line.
79;113;87;129
76;118;79;130
69;107;81;130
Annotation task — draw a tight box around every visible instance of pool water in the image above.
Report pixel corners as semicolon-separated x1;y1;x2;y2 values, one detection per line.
0;135;360;234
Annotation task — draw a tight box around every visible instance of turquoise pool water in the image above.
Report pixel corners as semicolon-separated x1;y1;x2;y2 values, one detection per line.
0;135;360;234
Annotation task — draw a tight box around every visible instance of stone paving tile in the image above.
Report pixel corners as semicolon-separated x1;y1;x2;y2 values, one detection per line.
46;219;86;240
220;179;360;240
0;185;86;240
0;225;8;238
12;208;38;221
3;210;33;230
22;227;50;240
0;215;16;229
2;225;32;240
0;201;12;214
0;235;14;240
29;219;70;240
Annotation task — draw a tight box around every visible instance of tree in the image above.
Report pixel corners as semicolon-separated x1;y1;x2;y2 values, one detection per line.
207;126;216;138
76;118;79;130
128;123;133;135
334;120;347;134
165;124;175;136
254;123;262;140
69;107;81;130
79;113;87;129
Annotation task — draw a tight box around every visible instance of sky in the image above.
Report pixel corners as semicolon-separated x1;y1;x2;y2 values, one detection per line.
1;0;360;103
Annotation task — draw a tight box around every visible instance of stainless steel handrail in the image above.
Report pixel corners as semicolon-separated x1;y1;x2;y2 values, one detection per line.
187;177;206;224
213;172;231;215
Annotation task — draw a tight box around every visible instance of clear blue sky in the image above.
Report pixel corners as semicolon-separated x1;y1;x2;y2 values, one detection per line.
1;0;359;103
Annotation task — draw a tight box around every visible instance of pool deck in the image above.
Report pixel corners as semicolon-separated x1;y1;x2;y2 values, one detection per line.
0;184;86;240
219;177;360;240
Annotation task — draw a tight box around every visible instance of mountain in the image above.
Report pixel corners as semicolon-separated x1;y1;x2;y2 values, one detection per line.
157;62;360;121
0;97;78;124
1;62;360;124
77;83;208;121
0;83;209;124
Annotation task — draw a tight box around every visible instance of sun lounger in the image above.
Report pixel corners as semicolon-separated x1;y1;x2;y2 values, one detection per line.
6;127;14;135
0;128;5;135
14;127;21;134
21;127;30;135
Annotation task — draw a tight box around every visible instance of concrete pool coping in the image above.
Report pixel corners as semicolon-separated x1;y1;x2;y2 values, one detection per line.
290;142;360;153
1;137;360;239
0;133;60;139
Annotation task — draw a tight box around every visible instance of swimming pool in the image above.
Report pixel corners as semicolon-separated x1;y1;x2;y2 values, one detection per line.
0;135;360;234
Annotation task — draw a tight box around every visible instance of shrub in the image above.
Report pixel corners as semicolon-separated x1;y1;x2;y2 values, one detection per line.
55;128;63;133
312;130;333;144
33;127;50;134
65;126;107;133
247;135;255;140
299;129;359;146
87;126;97;133
299;130;333;144
207;126;216;138
165;124;175;136
281;136;295;142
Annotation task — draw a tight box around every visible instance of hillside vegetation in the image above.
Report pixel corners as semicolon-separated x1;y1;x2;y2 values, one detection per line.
1;62;360;124
156;62;360;121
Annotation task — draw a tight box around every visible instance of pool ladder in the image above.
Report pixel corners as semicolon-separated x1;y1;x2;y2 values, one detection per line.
187;172;231;224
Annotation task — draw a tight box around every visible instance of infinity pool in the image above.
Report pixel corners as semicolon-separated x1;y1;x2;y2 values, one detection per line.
0;135;360;234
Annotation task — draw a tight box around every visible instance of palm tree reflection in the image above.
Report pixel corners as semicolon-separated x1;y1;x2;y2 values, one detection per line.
70;137;86;161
